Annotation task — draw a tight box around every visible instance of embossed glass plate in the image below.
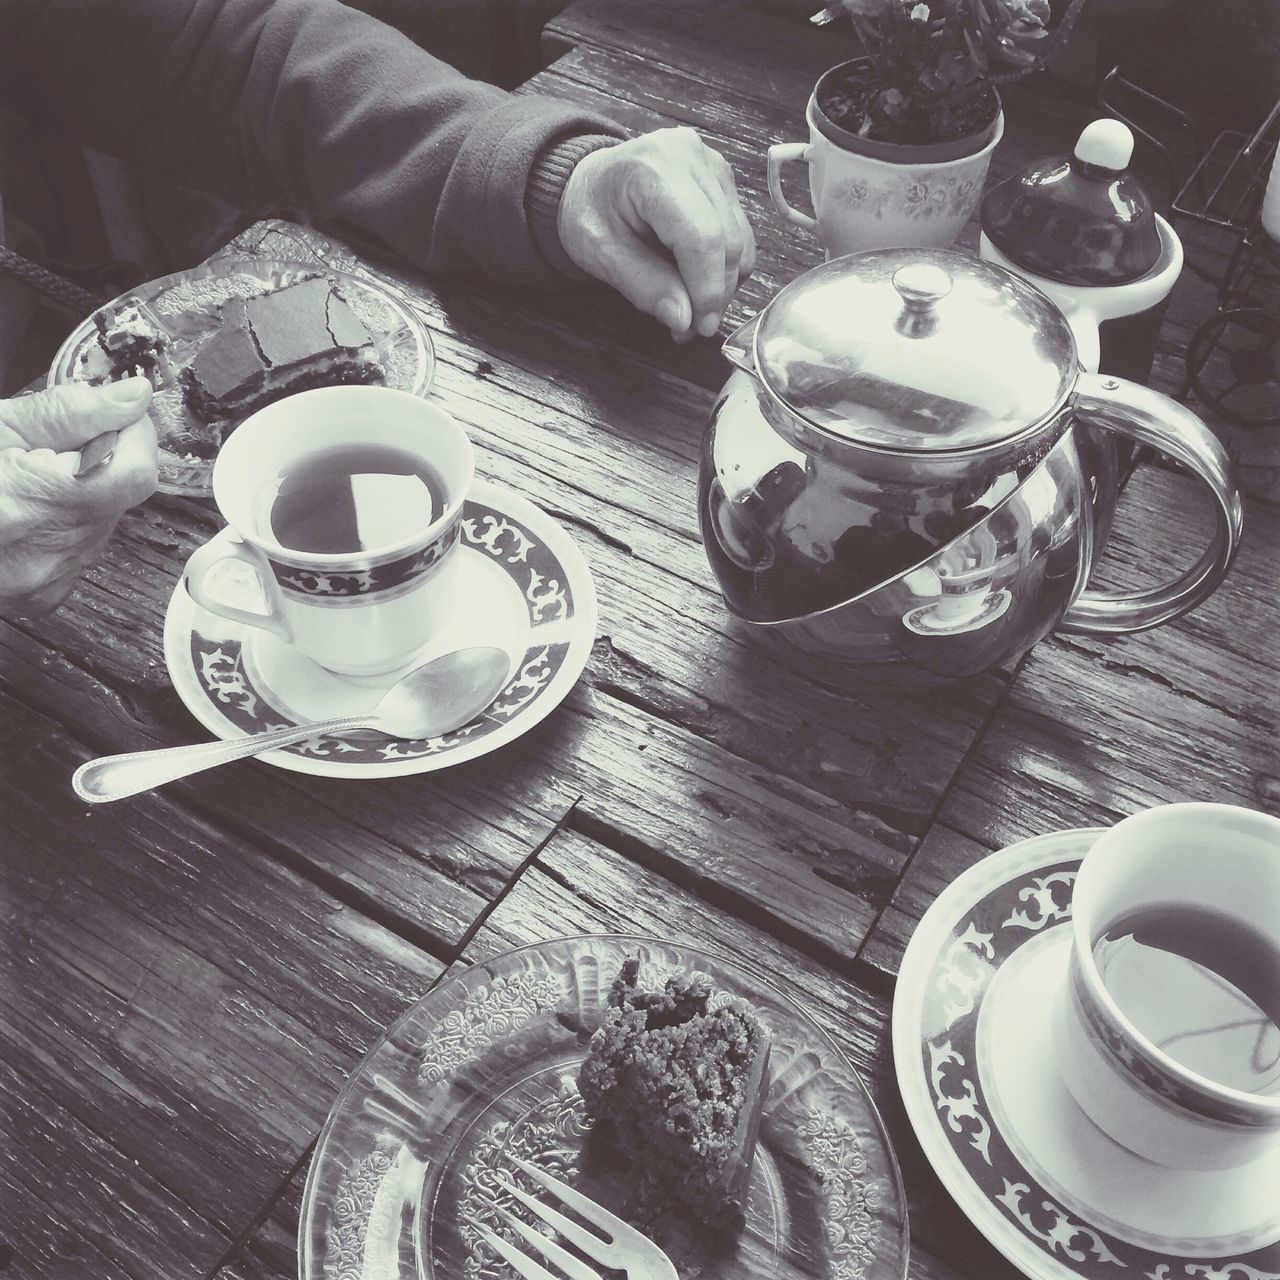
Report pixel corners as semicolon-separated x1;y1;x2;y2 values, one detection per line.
893;829;1280;1280
301;934;910;1280
49;256;433;498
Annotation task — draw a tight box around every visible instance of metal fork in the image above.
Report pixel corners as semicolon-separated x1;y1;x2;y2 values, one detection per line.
473;1154;679;1280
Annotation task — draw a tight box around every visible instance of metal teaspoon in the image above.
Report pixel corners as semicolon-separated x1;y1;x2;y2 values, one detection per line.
72;645;511;804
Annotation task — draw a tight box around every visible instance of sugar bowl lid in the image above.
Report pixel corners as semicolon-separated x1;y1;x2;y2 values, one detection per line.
979;119;1163;286
752;248;1078;453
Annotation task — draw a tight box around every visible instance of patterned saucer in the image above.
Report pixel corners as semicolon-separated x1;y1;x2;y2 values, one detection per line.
163;480;596;778
300;934;910;1280
893;829;1280;1280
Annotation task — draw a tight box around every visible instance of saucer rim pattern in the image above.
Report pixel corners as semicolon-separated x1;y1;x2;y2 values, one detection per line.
892;828;1280;1280
163;479;596;778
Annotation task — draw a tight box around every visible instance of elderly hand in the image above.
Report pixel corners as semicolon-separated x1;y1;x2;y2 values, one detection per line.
557;127;756;342
0;377;159;619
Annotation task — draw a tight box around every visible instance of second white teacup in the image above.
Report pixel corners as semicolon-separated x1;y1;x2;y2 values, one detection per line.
183;385;474;677
1053;802;1280;1169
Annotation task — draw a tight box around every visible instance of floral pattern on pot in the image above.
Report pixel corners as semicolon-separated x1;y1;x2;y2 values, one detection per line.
188;498;572;762
270;519;461;599
838;172;980;224
780;102;1005;256
921;861;1280;1279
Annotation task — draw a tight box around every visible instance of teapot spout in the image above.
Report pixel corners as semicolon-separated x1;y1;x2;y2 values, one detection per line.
722;312;762;375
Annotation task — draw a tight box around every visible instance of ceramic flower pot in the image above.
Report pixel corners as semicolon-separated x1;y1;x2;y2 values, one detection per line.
767;58;1003;258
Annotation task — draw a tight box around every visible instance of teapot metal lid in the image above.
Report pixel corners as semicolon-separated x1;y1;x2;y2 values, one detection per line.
752;248;1078;454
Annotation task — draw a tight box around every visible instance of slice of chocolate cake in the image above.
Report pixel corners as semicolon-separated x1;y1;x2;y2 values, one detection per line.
182;276;383;422
182;298;264;421
577;958;771;1229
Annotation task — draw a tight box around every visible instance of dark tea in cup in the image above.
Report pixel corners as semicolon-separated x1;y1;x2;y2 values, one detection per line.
258;443;449;555
1093;902;1280;1095
1055;803;1280;1170
184;385;473;676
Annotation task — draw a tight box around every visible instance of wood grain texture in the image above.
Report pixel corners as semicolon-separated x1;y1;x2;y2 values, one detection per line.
861;464;1280;977
213;1171;304;1280
0;492;576;952
242;222;1017;960
0;691;445;1278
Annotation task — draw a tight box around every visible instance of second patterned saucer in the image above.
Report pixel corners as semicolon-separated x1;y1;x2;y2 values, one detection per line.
893;829;1280;1280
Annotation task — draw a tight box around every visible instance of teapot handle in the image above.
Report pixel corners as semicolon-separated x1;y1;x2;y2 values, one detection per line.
1061;373;1243;634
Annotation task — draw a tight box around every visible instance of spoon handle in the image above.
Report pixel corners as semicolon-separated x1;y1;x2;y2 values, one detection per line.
71;714;376;804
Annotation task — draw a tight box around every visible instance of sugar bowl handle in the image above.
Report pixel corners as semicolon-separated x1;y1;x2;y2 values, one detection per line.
1063;373;1244;634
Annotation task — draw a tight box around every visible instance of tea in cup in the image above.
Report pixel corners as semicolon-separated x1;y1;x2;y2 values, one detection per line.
183;384;474;676
1053;802;1280;1168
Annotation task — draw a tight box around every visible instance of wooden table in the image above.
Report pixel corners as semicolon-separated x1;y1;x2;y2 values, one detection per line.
2;3;1276;1278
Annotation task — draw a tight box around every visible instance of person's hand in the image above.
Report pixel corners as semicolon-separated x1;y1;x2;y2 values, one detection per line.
557;127;756;342
0;377;159;618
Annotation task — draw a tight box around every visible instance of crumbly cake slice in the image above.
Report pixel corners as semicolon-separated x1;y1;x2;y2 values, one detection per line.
577;957;771;1228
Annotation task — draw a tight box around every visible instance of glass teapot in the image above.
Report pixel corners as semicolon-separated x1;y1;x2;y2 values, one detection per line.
698;249;1243;688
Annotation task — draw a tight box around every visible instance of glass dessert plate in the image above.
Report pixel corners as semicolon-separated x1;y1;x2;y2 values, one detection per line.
48;256;434;498
301;934;910;1280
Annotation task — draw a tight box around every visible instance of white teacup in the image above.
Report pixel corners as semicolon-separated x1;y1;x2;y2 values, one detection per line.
183;385;474;677
1053;802;1280;1169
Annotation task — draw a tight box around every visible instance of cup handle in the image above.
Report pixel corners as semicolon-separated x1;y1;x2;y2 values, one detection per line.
183;534;294;643
1061;373;1244;634
767;143;817;230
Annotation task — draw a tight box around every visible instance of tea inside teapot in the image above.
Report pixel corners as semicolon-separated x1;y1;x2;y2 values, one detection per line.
700;373;1048;622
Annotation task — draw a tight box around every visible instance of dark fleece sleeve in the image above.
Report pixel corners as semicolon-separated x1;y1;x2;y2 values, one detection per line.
0;0;626;284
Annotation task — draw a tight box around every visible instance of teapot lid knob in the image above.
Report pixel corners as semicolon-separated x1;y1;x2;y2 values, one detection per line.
892;262;953;313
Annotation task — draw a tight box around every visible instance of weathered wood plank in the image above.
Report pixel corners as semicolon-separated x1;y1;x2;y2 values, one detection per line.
214;1171;304;1280
861;464;1280;977
547;0;857;105
0;692;445;1279
0;489;576;951
0;1060;225;1280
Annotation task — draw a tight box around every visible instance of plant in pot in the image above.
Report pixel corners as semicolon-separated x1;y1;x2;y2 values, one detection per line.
767;0;1090;255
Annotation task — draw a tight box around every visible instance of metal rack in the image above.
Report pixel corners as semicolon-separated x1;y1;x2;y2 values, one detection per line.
1100;70;1280;427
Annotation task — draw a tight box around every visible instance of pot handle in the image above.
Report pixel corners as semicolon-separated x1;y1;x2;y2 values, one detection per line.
1061;373;1244;634
767;143;817;231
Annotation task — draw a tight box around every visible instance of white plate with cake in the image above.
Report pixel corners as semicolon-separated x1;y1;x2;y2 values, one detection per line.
48;257;434;497
299;934;910;1280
